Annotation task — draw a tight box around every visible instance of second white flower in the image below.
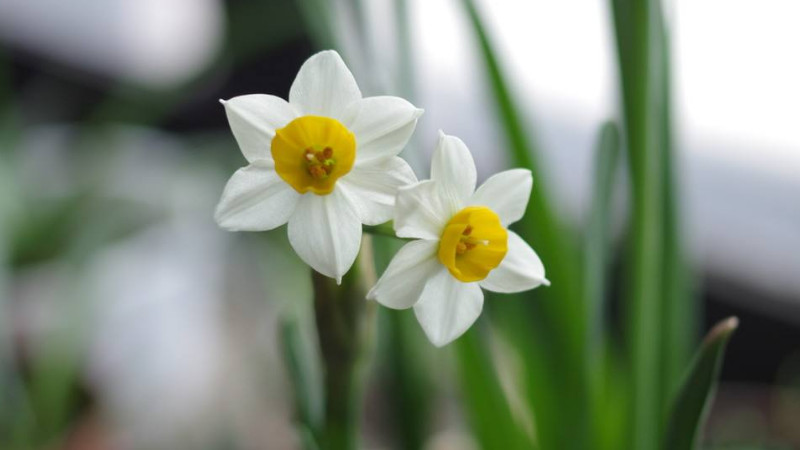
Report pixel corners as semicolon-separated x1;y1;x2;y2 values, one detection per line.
368;132;549;347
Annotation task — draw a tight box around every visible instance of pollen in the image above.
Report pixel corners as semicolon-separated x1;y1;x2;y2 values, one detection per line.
272;116;356;195
437;206;508;282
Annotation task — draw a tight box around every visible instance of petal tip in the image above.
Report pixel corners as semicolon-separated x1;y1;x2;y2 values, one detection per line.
366;281;381;301
219;98;228;105
213;206;229;228
318;49;340;58
428;332;457;348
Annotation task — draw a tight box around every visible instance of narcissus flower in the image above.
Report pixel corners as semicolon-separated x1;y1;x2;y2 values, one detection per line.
368;132;549;347
215;50;422;282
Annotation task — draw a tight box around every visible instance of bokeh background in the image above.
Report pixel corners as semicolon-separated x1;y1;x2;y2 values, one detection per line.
1;0;798;448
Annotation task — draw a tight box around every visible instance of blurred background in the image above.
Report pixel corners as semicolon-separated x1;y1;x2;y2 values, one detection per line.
0;0;798;448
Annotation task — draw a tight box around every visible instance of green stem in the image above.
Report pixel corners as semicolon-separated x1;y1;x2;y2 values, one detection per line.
312;240;377;450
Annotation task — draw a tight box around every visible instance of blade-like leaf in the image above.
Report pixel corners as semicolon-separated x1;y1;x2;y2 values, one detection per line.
585;122;620;364
454;325;534;450
372;235;433;450
609;1;664;447
663;317;739;450
459;1;587;447
654;2;695;412
280;318;322;447
584;122;621;448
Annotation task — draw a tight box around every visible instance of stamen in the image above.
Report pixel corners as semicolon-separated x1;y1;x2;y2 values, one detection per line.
304;147;337;179
455;231;490;256
309;165;328;179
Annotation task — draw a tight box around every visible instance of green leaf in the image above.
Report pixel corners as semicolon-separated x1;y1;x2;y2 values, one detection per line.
663;317;739;450
459;0;587;447
584;122;620;363
609;1;665;448
584;122;621;447
372;236;433;450
454;325;534;450
280;318;322;445
653;2;695;412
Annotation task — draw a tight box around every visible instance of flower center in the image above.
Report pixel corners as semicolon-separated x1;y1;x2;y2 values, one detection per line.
437;206;508;282
272;116;356;195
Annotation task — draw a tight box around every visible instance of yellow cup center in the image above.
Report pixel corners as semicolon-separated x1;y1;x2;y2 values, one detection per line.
272;116;356;195
437;206;508;282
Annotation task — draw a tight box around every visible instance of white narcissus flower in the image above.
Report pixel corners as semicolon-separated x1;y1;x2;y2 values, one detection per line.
215;50;422;282
368;132;550;347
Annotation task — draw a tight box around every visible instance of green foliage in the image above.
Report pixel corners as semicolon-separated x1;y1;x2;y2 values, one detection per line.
455;325;535;450
460;0;589;447
452;0;729;449
664;318;739;450
585;122;622;448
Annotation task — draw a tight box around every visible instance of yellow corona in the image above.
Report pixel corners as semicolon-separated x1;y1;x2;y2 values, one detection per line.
437;206;508;282
272;116;356;195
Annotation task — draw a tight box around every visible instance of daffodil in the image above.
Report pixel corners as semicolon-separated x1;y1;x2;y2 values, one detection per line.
367;132;549;347
215;50;422;282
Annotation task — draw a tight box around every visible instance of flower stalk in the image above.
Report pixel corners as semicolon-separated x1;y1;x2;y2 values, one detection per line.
312;237;376;450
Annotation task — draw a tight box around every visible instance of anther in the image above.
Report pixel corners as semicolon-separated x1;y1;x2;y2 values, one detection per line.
309;165;328;179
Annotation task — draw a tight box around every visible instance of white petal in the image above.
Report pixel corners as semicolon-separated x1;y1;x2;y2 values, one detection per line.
480;231;549;293
221;94;297;163
430;131;477;212
367;240;439;309
342;96;423;164
413;268;484;347
338;157;417;226
394;180;453;240
287;188;362;282
469;169;533;226
289;50;362;119
215;160;300;231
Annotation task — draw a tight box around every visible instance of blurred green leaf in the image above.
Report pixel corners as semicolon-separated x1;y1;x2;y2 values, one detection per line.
609;1;665;448
280;318;322;447
653;3;695;412
454;325;534;450
584;122;620;364
256;233;323;448
460;0;587;447
372;236;433;450
584;122;620;447
663;317;739;450
9;194;160;267
26;343;82;446
379;310;433;450
295;0;338;50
